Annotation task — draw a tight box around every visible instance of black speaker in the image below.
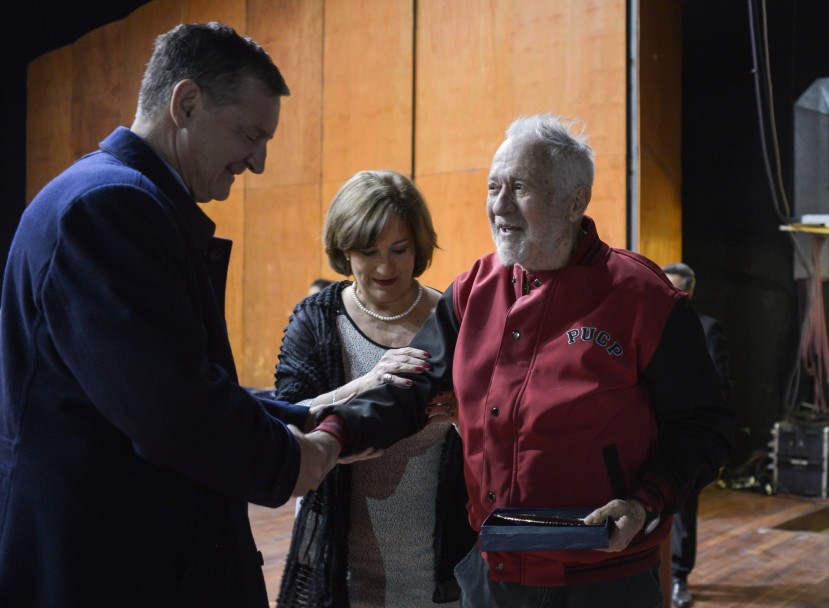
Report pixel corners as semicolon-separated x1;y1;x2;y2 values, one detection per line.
772;419;828;497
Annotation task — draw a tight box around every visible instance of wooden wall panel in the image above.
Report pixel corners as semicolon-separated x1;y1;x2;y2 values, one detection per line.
243;184;323;387
242;0;324;386
122;0;185;122
416;170;494;291
638;0;682;266
415;0;512;177
71;22;127;159
182;0;243;31
26;47;74;202
415;0;628;280
247;0;324;189
322;0;413;183
591;154;629;247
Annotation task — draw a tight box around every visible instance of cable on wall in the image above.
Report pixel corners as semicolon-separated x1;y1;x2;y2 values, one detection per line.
751;0;829;419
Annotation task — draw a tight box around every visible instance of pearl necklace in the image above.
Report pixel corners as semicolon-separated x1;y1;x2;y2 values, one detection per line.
352;282;423;322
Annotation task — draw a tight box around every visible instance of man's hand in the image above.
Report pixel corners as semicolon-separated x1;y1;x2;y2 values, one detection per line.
288;426;341;496
288;424;384;496
583;498;647;552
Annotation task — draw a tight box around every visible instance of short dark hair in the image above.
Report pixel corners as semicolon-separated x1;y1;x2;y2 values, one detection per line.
323;171;438;278
662;262;696;293
137;22;290;120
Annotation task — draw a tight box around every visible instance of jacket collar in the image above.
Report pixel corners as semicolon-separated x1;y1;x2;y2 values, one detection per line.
98;127;217;252
569;215;607;267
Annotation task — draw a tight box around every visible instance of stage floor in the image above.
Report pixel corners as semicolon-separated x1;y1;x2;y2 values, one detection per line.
250;485;829;607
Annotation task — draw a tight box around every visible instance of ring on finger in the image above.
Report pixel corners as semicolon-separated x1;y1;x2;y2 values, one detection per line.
382;373;394;384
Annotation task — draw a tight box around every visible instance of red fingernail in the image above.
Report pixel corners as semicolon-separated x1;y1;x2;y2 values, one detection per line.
406;380;413;385
416;366;423;372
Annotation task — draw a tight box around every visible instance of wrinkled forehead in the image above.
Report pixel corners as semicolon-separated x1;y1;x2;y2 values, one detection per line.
491;136;552;173
489;136;557;192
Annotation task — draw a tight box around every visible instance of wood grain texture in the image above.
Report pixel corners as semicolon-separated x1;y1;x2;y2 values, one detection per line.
322;0;413;182
71;21;126;160
415;169;495;292
182;0;242;31
26;47;74;202
414;0;628;252
251;485;829;608
247;0;323;189
242;0;325;385
242;183;323;387
638;0;682;266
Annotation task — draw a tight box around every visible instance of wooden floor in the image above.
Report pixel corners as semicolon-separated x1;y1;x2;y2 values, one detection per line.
249;486;829;607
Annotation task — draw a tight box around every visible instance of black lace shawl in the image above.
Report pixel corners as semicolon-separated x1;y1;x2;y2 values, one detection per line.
273;282;475;607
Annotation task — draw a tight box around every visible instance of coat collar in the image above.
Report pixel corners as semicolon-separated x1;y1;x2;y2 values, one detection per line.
98;127;217;252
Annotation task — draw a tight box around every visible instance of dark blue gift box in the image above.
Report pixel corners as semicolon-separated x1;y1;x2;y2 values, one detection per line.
479;507;609;552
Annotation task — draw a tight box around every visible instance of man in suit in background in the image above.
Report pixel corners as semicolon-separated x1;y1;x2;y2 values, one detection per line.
662;262;731;608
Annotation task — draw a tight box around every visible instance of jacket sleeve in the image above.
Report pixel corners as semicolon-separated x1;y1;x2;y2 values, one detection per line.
42;186;302;507
316;285;459;454
274;302;333;403
639;297;737;512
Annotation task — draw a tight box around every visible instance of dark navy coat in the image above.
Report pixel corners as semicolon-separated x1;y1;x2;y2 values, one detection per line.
0;127;306;607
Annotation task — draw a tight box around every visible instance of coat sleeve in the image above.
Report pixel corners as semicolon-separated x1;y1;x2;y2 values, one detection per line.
274;302;333;403
639;297;737;512
41;186;302;507
316;286;459;454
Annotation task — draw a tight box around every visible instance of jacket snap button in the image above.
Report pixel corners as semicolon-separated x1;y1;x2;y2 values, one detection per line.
512;331;520;339
487;492;496;503
496;562;504;572
491;407;500;417
533;278;542;287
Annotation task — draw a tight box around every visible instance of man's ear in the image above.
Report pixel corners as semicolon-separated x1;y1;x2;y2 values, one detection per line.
567;185;592;222
169;79;201;127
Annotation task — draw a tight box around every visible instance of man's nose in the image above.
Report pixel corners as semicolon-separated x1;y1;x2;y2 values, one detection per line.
490;188;516;216
245;141;267;174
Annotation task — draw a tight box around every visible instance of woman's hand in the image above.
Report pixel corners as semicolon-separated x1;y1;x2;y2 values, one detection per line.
308;393;355;423
425;390;458;426
361;347;432;392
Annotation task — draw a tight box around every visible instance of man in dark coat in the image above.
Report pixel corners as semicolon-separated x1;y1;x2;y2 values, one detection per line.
0;22;344;607
663;262;731;608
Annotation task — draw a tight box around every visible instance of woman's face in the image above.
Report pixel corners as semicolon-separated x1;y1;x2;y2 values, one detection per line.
347;214;416;306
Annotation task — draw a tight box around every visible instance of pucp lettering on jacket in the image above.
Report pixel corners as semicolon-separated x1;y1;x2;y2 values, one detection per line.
565;326;624;356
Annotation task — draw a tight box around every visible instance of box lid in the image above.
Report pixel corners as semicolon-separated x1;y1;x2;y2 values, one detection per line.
480;507;609;552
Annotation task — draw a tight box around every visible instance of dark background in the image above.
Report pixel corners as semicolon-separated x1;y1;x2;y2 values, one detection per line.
682;0;829;466
2;0;829;467
1;0;150;283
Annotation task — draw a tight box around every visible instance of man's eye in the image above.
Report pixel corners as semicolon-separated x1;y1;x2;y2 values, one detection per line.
488;184;499;193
